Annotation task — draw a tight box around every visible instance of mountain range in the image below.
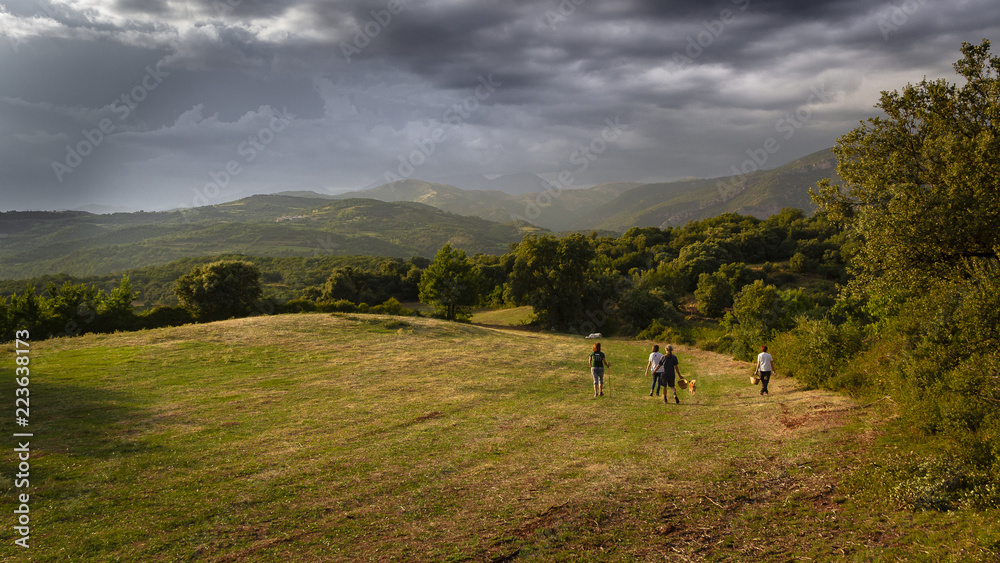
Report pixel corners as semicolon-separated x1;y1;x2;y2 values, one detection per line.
0;198;540;279
311;148;838;232
0;149;839;279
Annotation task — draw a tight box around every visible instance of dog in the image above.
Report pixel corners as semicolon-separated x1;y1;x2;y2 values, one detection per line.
687;379;696;394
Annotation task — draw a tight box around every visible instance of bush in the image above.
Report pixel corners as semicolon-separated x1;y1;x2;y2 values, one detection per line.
724;280;783;360
770;317;865;390
331;299;358;313
789;252;818;273
638;319;693;346
694;272;732;317
137;306;194;330
175;260;263;321
674;241;731;291
277;299;318;314
618;288;672;334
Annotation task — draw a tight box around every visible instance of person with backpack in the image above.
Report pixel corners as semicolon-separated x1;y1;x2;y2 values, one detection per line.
589;342;610;398
643;344;664;396
656;345;682;404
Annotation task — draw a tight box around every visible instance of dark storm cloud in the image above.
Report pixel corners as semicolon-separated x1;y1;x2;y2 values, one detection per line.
0;0;998;210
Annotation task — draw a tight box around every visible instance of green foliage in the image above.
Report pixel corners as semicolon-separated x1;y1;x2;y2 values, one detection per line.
174;260;264;321
888;456;1000;511
0;296;11;339
94;276;138;333
814;39;1000;309
694;272;733;317
418;245;482;321
673;240;730;291
724;280;783;361
789;252;812;273
136;305;194;329
803;41;1000;505
717;262;757;292
43;281;98;337
617;286;673;334
637;260;687;303
0;278;141;340
637;316;692;346
508;233;619;333
770;318;866;390
577;149;838;231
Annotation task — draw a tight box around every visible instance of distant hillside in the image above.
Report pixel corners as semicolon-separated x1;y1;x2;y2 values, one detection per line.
0;195;539;279
574;149;838;231
324;150;836;233
435;172;552;195
330;179;641;231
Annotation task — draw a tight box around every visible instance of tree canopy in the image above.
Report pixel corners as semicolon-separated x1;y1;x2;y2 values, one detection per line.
174;260;264;320
418;244;481;321
813;39;1000;307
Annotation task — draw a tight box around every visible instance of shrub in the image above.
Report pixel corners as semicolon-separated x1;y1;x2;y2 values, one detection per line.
137;306;195;330
618;288;672;334
770;317;865;390
694;272;732;317
175;260;263;321
278;299;318;314
638;319;693;346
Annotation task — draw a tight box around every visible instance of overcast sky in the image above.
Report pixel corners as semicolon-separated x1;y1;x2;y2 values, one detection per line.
1;0;998;211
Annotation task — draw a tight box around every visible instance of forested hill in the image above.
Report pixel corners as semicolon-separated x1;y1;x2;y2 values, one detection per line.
0;196;540;279
324;179;642;232
315;150;836;232
573;149;838;231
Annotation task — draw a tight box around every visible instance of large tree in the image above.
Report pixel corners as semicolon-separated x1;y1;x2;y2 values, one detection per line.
812;41;1000;493
175;260;264;320
508;233;618;333
418;244;481;321
813;39;1000;308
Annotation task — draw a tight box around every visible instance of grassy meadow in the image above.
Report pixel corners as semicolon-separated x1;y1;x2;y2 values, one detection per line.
1;313;997;561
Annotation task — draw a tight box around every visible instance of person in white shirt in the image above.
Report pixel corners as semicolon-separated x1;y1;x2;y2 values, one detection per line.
643;345;664;396
754;345;776;396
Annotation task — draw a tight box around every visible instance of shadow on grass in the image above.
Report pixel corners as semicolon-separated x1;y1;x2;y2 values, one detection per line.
0;379;159;484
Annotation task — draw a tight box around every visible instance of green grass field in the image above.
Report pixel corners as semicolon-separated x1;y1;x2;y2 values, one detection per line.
1;313;997;561
469;306;535;326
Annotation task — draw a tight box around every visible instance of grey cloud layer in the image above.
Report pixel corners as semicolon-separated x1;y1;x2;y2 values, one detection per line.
1;0;998;210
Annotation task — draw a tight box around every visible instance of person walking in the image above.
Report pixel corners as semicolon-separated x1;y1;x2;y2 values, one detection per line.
644;344;664;396
657;345;682;404
590;342;610;398
754;345;775;396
